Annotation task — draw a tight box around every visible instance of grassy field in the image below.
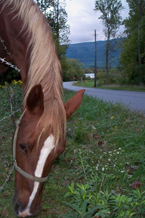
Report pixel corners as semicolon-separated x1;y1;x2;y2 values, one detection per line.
74;80;145;92
0;82;145;217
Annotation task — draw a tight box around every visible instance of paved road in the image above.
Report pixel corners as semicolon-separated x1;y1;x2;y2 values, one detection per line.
63;81;145;112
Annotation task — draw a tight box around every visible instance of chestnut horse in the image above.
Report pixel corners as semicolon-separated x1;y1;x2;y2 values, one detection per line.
0;0;85;217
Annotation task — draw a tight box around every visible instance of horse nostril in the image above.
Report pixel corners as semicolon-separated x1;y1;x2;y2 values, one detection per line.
14;202;21;216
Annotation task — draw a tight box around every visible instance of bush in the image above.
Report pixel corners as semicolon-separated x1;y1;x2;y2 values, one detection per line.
61;180;145;218
0;68;21;85
63;59;85;81
97;68;121;85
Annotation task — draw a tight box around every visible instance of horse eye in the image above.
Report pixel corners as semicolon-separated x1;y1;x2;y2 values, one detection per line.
20;144;27;152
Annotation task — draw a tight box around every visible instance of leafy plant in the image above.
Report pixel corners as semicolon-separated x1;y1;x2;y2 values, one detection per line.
61;181;145;218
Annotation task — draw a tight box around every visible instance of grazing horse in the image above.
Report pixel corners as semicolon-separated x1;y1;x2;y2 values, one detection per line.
0;0;85;217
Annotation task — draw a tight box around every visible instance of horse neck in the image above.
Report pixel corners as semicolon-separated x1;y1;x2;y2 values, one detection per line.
0;3;30;88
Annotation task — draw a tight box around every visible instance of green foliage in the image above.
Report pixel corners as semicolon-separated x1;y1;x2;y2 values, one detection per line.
62;91;145;217
119;34;145;85
0;87;145;217
120;0;145;85
71;120;90;143
63;59;85;81
75;80;145;92
0;80;23;114
61;179;145;218
0;68;21;85
96;68;121;85
84;68;94;74
61;168;145;218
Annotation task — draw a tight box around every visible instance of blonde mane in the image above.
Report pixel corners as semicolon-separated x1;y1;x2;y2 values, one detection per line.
2;0;66;147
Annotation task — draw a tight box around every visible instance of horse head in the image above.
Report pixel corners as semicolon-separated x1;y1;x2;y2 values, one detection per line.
13;84;85;217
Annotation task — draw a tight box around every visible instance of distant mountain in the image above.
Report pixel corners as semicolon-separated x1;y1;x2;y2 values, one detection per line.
66;38;123;69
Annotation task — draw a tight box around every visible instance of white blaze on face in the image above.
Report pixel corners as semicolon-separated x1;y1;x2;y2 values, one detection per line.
19;134;55;217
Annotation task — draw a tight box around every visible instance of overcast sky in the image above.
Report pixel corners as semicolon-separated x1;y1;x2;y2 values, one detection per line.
65;0;129;44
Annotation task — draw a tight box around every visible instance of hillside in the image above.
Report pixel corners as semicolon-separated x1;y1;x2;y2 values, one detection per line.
66;38;122;68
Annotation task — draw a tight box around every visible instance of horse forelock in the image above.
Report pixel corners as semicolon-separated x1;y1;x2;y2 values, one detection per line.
1;0;66;147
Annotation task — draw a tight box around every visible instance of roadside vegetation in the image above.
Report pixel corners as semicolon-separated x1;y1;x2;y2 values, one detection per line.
0;81;145;217
75;68;145;92
75;80;145;92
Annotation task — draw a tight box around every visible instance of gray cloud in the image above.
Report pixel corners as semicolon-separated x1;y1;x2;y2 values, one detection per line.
65;0;129;43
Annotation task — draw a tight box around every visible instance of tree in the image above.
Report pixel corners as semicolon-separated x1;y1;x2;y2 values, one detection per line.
36;0;52;13
47;0;70;72
120;0;145;85
36;0;70;73
47;0;70;45
63;59;85;81
94;0;123;81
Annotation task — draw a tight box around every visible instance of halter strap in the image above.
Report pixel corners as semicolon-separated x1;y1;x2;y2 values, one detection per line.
13;112;48;183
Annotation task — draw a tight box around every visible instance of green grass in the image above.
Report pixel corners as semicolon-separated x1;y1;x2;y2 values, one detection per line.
74;80;145;92
0;82;145;217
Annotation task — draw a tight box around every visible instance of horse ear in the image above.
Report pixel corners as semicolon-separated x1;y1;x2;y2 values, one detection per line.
26;84;44;113
64;89;85;119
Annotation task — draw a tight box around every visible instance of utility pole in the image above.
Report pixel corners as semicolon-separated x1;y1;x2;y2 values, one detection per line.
94;30;97;87
138;0;142;85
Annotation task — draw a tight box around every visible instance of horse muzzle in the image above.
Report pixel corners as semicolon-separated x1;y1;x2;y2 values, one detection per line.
14;201;40;217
